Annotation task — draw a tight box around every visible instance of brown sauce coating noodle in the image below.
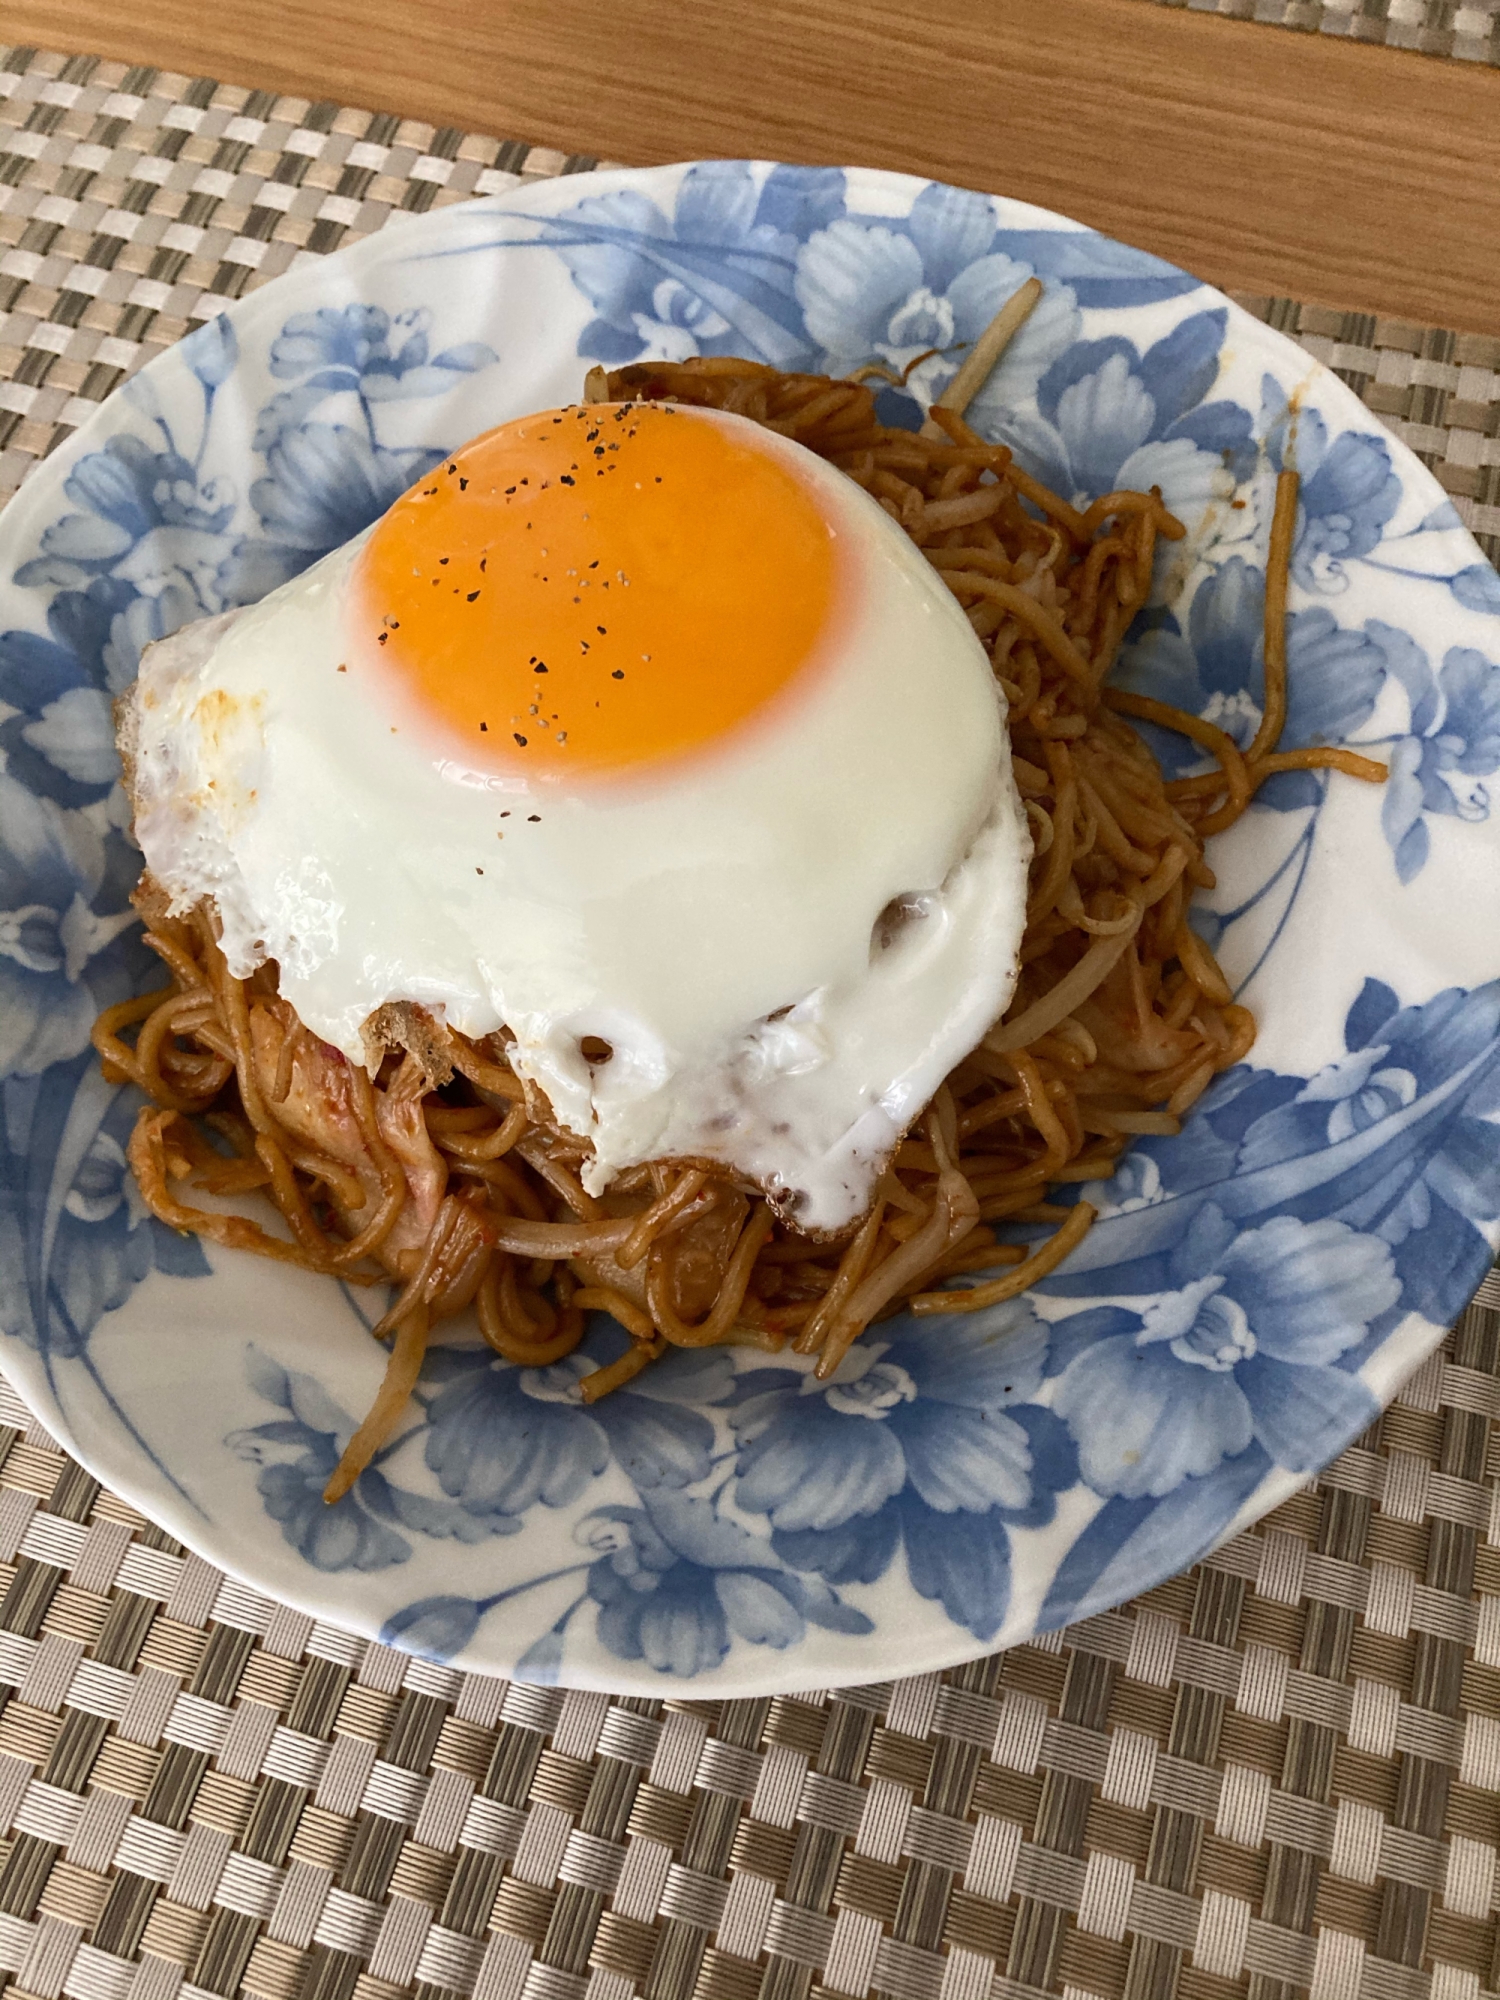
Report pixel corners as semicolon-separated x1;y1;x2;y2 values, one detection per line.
98;355;1386;1503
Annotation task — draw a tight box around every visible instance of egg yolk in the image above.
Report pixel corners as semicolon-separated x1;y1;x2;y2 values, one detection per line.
351;401;844;781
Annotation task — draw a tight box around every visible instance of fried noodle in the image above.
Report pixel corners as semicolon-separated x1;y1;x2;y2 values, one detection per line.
98;331;1387;1502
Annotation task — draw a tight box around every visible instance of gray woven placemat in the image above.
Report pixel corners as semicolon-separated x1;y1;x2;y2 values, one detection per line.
1137;0;1500;63
2;42;1500;2000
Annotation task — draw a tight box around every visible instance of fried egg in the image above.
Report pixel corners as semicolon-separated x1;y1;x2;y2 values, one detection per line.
123;400;1031;1232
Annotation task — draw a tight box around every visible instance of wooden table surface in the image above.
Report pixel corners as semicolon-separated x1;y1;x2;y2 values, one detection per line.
8;0;1500;335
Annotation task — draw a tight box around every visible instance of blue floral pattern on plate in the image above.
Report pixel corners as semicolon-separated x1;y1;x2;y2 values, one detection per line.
0;162;1497;1691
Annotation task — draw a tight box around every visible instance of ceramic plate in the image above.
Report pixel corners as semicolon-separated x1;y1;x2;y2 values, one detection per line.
3;163;1499;1692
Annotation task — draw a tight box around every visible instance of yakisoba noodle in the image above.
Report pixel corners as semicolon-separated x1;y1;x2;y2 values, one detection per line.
96;328;1387;1504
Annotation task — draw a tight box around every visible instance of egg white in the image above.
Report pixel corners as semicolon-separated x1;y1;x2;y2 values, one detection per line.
123;409;1031;1232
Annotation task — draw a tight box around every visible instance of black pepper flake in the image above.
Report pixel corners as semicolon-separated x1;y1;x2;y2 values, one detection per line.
377;632;388;644
459;477;469;490
501;811;511;818
611;669;625;680
448;462;457;473
439;556;450;565
514;733;528;747
467;590;481;602
475;866;483;874
479;557;487;572
597;625;607;635
559;474;575;486
534;663;548;673
479;721;488;731
528;814;541;822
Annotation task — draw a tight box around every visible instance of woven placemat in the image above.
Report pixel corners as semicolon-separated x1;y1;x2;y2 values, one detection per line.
3;41;1500;2000
0;1313;1485;2000
1137;0;1500;64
